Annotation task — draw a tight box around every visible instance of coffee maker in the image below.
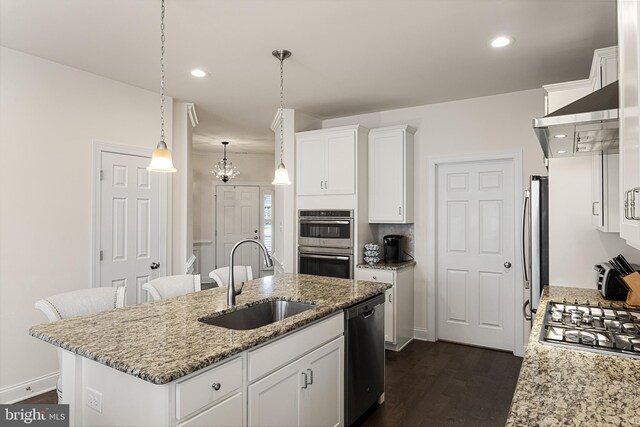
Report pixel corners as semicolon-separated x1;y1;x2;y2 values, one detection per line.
383;235;404;263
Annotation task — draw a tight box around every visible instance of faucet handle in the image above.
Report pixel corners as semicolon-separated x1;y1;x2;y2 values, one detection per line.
236;281;245;295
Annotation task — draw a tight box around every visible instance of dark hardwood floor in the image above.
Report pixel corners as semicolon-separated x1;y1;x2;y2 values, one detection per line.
18;340;523;427
18;389;57;404
356;340;522;427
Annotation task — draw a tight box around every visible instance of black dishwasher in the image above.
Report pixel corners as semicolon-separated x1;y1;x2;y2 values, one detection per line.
344;293;385;426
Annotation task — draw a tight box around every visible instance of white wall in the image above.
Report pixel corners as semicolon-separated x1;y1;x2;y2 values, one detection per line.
0;47;170;400
549;156;640;287
322;88;549;339
192;151;274;277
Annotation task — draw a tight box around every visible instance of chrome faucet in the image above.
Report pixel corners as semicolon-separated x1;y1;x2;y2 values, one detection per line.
227;238;273;306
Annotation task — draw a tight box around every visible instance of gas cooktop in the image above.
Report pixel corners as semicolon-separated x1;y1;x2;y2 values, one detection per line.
539;300;640;358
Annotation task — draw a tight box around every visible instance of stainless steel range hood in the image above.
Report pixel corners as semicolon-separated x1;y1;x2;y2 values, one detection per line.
533;81;619;158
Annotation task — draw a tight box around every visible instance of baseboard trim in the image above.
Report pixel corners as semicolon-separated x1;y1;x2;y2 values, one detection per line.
413;327;430;341
0;372;58;404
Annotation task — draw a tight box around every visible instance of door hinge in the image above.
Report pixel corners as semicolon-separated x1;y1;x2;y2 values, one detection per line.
100;250;103;261
100;170;104;181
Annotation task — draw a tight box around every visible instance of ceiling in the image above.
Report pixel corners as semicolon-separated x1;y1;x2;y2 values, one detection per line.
0;0;617;154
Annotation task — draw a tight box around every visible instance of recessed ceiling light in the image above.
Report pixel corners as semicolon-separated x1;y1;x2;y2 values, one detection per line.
557;150;568;154
490;36;514;48
554;134;567;139
190;69;208;78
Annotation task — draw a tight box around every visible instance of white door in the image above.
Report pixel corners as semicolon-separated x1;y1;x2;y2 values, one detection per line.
436;159;515;351
216;186;261;276
325;131;356;195
304;337;343;427
369;129;404;221
100;152;160;305
248;359;303;427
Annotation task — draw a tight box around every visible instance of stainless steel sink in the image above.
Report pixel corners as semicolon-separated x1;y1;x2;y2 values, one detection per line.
199;299;316;330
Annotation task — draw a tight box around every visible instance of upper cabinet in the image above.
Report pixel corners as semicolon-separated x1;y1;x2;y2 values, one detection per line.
590;46;619;91
296;126;366;196
591;152;620;233
368;125;415;223
618;0;640;249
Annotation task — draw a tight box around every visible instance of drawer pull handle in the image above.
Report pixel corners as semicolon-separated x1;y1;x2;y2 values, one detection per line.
211;383;221;391
307;368;314;385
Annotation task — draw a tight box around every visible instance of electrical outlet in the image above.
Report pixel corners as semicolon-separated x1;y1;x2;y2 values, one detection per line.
86;387;103;413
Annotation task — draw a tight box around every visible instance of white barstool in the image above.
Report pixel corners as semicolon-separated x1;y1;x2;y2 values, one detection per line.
142;274;201;301
34;286;127;403
209;266;253;287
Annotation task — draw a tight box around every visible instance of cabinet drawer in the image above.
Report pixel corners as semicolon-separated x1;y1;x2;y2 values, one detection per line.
355;269;394;285
176;357;243;420
248;312;343;383
177;392;243;427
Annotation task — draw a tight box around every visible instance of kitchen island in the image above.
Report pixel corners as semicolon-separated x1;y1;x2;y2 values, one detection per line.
507;286;640;426
30;273;391;427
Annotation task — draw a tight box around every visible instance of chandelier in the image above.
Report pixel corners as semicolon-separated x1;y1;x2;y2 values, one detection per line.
211;141;240;183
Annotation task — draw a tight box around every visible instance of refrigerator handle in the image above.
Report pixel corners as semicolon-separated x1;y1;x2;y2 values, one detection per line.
521;190;530;290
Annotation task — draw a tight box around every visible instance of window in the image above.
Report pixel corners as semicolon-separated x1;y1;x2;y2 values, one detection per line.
262;190;274;255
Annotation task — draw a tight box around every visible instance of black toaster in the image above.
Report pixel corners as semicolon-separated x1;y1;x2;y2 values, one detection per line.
594;263;637;300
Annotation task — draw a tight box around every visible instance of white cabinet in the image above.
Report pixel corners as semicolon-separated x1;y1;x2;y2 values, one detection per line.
355;266;414;351
368;125;415;223
296;126;362;196
591;153;620;232
590;46;619;91
543;80;591;115
178;392;243;427
618;0;640;248
248;337;343;427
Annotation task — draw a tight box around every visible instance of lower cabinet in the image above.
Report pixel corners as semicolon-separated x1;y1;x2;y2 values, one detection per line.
384;288;395;344
178;392;243;427
248;337;344;427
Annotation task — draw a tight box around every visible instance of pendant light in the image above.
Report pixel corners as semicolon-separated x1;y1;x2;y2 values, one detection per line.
211;141;240;182
147;0;176;173
272;49;292;185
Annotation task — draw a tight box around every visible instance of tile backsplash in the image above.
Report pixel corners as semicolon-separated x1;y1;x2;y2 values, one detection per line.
369;223;415;258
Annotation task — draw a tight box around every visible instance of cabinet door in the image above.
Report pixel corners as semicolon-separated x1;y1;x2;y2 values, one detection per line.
591;153;604;228
369;130;405;222
325;131;356;195
618;0;640;247
297;135;326;196
248;359;304;427
177;392;243;427
384;288;395;344
303;337;344;427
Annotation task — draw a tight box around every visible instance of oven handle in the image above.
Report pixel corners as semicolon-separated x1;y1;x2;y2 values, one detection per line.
299;220;351;225
299;253;350;261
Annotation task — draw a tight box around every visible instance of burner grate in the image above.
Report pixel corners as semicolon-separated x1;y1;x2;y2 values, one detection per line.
540;300;640;358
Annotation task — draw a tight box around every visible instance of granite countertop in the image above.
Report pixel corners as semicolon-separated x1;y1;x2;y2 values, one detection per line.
507;286;640;426
30;274;391;385
356;260;416;271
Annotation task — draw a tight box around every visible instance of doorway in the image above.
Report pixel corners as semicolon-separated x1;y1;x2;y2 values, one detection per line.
92;143;168;305
430;152;522;353
215;185;261;276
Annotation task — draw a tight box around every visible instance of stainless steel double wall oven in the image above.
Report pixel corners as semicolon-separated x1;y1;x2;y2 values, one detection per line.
298;210;354;279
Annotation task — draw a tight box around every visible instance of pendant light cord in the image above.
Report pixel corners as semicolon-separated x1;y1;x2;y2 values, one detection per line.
159;0;166;144
279;55;284;164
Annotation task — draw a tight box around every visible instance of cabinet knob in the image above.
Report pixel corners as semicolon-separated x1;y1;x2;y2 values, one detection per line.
211;383;221;391
372;276;377;280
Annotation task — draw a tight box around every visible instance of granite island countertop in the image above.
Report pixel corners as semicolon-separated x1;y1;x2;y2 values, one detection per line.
506;286;640;426
30;273;391;385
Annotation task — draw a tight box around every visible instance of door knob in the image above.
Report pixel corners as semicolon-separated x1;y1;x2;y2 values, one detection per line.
504;261;512;269
254;236;259;239
150;262;160;270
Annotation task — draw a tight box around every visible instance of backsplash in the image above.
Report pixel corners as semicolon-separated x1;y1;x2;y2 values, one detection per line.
369;224;415;257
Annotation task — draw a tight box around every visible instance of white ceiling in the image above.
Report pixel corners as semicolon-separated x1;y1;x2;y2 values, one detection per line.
0;0;617;154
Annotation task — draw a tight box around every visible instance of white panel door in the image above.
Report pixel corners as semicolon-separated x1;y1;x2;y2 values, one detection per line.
591;153;604;228
216;186;261;276
177;392;243;427
100;152;160;305
303;337;343;427
436;159;515;351
369;130;404;221
384;288;395;344
248;358;303;427
325;131;356;195
296;135;326;196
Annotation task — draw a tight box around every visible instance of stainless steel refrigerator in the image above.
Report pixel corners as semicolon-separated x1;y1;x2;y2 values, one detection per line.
522;175;549;321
